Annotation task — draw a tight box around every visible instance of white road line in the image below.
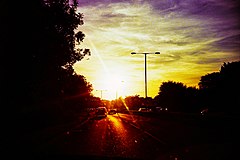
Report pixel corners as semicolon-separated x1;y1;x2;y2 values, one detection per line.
119;116;167;145
143;130;167;145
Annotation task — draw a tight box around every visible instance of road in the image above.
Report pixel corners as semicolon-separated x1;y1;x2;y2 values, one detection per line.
33;114;169;159
9;112;239;160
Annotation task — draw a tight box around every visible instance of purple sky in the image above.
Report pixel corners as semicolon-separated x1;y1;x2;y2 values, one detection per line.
74;0;240;99
77;0;240;57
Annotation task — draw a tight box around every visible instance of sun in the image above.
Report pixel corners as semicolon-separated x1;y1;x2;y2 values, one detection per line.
106;75;124;90
105;74;125;99
95;74;127;100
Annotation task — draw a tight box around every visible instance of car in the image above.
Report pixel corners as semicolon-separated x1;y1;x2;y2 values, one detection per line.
155;106;168;112
108;109;117;115
138;107;151;112
95;107;108;118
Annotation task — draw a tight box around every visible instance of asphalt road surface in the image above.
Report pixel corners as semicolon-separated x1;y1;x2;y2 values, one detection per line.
6;113;239;160
34;114;170;159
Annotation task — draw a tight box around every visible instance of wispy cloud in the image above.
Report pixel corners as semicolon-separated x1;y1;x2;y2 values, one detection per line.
74;0;240;99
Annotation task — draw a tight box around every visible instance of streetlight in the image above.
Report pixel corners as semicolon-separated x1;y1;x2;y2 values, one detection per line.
96;89;107;99
131;51;160;98
116;80;124;100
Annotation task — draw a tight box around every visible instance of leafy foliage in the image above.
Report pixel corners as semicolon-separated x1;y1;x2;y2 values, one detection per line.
154;61;240;113
199;61;240;112
124;95;143;110
155;81;199;112
2;0;91;113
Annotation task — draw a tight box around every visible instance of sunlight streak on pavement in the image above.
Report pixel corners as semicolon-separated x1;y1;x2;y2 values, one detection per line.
116;113;167;145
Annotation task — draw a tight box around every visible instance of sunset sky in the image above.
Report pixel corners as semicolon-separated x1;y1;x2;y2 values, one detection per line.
73;0;240;100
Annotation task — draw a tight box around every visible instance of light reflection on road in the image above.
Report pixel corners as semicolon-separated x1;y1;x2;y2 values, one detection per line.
105;115;137;157
40;114;164;159
108;115;124;131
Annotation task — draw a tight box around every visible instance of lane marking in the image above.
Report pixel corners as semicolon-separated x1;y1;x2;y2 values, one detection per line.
119;116;167;145
143;130;167;145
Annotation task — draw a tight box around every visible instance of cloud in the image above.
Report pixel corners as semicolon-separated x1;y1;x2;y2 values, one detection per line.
74;0;240;98
212;34;240;52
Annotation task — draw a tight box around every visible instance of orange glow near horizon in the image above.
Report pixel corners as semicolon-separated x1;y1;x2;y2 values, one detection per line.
77;39;132;100
73;2;240;100
96;73;128;100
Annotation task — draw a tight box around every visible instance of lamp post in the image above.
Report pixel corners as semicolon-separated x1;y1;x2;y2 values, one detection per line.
116;80;124;100
96;89;107;99
131;52;160;98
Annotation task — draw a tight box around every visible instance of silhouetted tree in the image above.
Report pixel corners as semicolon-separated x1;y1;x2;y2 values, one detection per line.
198;72;221;111
199;61;240;113
155;81;200;112
155;81;186;112
86;96;102;109
2;0;90;111
184;86;200;112
124;95;143;110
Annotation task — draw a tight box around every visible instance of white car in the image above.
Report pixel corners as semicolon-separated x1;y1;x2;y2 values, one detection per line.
96;107;108;118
